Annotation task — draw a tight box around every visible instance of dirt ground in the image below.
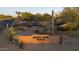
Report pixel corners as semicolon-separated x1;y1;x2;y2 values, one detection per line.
0;29;79;51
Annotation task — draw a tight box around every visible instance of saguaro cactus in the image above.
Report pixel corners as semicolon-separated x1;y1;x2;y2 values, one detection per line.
6;24;16;42
52;10;55;33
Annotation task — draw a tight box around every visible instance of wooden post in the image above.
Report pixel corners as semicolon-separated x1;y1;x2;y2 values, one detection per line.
69;22;72;32
6;24;9;36
6;24;10;42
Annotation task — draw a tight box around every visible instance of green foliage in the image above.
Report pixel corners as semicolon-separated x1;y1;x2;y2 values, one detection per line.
42;13;51;21
19;12;51;21
0;15;12;20
60;7;79;30
20;12;33;21
33;13;42;21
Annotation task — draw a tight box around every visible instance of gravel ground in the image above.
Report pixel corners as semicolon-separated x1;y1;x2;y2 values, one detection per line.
0;29;79;51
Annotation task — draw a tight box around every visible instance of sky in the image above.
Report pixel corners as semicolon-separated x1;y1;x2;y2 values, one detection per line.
0;7;64;16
